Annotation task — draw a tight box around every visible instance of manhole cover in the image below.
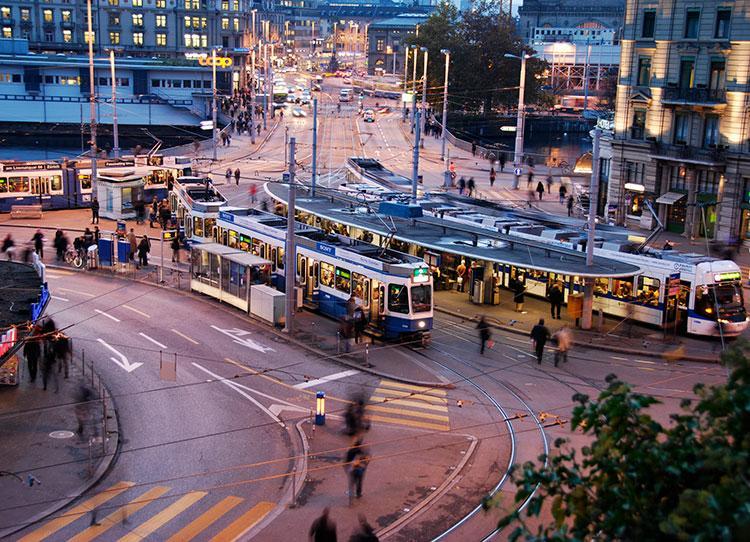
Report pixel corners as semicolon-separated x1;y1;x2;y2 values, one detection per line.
49;430;75;439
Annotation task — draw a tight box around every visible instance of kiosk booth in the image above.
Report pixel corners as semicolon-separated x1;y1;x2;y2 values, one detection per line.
96;171;144;220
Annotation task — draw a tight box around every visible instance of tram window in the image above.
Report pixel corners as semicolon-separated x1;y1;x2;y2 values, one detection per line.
612;279;633;299
388;284;409;314
335;267;351;294
594;278;609;296
636;277;660;306
298;256;307;284
238;233;251;252
352;272;366;301
270;248;277;271
193;216;204;237
320;262;334;287
313;262;319;288
363;279;371;306
221;258;230;294
411;285;432;313
0;177;6;192
528;269;546;282
8;177;29;193
80;175;92;190
252;238;262;256
208;253;220;286
203;218;216;238
49;175;62;191
277;247;284;270
227;230;238;248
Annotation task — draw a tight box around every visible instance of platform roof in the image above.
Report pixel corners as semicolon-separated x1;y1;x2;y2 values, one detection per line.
265;184;642;279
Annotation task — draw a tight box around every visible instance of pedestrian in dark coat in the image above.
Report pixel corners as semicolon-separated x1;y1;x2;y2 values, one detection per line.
499;153;506;172
23;335;41;383
234;168;241;186
567;195;574;216
536;181;545;200
32;230;44;258
171;236;181;263
91;197;100;224
137;235;151;268
467;177;476;197
477;316;491;355
511;277;526;312
489;167;496;187
150;197;158;228
349;453;369;502
559;184;567;204
309;508;338;542
530;318;551;364
54;230;68;261
458;177;466;195
548;282;564;319
349;515;379;542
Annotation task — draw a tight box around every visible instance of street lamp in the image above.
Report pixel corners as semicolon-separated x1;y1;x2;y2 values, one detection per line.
410;44;418;132
109;50;120;158
440;49;450;162
419;46;428;148
504;52;532;188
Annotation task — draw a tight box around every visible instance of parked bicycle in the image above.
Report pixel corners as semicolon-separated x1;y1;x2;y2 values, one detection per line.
64;247;85;269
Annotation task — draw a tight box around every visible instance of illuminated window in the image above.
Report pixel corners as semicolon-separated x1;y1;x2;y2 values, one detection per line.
631;109;646;140
109;13;120;26
43;9;53;23
108;0;118;6
156;33;167;46
109;31;120;45
61;10;71;22
2;26;11;38
156;0;166;7
637;57;650;86
221;0;228;9
376;38;384;52
20;8;30;21
185;0;199;9
184;16;190;28
84;30;94;44
221;17;229;30
133;32;143;46
233;18;239;31
63;29;72;42
156;15;166;27
715;9;730;38
132;0;142;6
132;13;143;27
233;0;239;9
1;7;11;19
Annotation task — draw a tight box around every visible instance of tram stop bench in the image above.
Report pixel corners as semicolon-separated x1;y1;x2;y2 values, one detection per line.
10;205;43;220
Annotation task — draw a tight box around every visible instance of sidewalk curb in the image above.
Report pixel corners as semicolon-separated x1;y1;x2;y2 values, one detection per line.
434;305;721;364
0;363;122;539
44;263;453;389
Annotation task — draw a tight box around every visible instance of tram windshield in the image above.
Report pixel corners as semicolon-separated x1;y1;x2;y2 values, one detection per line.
388;284;409;314
695;282;745;319
411;285;432;313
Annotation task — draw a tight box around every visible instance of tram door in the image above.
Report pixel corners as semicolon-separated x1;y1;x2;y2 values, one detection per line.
30;177;49;196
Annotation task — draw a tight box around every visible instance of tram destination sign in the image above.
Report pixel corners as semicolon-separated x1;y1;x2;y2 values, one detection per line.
1;162;61;172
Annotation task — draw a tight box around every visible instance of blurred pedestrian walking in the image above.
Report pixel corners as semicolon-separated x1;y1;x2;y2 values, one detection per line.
234;168;241;186
137;235;151;268
536;181;545;200
349;515;378;542
309;508;337;542
477;316;492;355
458;177;466;195
32;229;44;258
467;177;476;197
171;235;181;263
489;167;496;187
349;453;369;504
553;326;572;367
225;168;232;183
530;318;551;365
127;228;137;263
567;195;574;217
2;233;15;260
250;183;258;203
23;333;41;383
558;184;567;204
499;153;506;172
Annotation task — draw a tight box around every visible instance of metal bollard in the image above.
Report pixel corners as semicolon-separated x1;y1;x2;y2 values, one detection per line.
81;349;85;377
364;343;370;367
290;467;297;508
336;332;341;354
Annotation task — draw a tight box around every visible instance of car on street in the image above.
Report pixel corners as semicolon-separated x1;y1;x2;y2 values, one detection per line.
300;93;311;105
292;107;307;117
363;109;375;122
286;93;296;103
339;88;352;102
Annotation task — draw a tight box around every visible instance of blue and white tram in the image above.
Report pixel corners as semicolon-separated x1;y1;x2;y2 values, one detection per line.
215;208;433;341
169;176;227;245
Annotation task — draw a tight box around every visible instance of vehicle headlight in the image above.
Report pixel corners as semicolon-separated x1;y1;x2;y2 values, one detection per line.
418;320;426;329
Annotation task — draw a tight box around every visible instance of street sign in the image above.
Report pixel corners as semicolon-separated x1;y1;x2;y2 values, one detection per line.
282;172;290;184
514;167;523;176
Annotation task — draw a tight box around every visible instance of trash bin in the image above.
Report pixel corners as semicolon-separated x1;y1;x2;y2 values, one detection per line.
86;245;98;269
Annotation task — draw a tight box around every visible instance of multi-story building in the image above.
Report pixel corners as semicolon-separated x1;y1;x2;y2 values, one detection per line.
609;0;748;242
366;13;427;76
518;0;625;42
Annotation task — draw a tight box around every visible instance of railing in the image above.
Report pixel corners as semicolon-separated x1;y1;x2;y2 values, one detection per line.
0;93;192;106
662;87;726;104
650;142;727;163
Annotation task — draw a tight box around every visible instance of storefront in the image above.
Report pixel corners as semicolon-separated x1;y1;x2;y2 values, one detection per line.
623;183;647;219
656;191;687;233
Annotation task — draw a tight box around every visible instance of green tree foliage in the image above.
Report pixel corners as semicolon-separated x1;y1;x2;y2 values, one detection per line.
407;1;547;114
496;342;750;541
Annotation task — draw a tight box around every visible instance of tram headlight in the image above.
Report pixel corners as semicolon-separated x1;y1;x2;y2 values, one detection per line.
418;320;426;329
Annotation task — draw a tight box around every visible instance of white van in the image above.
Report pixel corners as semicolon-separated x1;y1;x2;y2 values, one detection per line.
339;88;352;102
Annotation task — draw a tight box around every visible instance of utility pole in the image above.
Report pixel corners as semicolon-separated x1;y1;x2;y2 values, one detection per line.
109;50;120;159
581;128;602;330
284;137;297;334
312;97;318;196
411;96;421;204
402;47;409;123
583;36;592;114
212;48;218;161
410;45;418;132
440;49;450;162
86;0;97;188
419;47;428;148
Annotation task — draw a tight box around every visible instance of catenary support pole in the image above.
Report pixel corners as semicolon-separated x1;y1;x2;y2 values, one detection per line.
411;97;421;204
440;49;450;162
312;98;318;196
109;51;120;159
581;127;601;330
212;48;218;161
86;0;97;189
284;137;297;334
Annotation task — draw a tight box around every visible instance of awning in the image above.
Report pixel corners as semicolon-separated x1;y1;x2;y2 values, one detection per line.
656;192;687;205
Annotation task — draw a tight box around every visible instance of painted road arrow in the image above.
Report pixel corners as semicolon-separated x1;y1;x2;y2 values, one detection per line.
97;339;143;373
210;325;275;354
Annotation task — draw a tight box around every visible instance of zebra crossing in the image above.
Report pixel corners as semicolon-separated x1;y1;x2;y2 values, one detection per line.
367;379;450;432
18;481;274;542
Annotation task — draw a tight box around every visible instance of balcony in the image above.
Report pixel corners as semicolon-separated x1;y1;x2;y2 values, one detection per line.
662;87;726;106
650;142;727;166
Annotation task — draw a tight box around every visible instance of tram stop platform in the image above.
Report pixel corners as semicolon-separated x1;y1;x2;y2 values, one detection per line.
432;288;725;363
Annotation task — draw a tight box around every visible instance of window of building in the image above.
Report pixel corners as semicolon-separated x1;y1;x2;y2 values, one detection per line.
156;0;166;7
1;7;11;19
642;10;655;38
132;13;143;27
133;32;143;46
44;30;54;41
631;109;646;139
185;0;199;9
156;14;166;27
715;9;730;38
43;9;53;23
673;112;690;144
221;0;229;9
376;38;384;52
20;8;30;21
668;165;688;191
696;170;720;194
63;29;72;42
156;33;167;46
709;60;726;90
184;16;190;28
109;31;120;45
232;0;238;10
637;57;651;86
679;58;695;89
108;0;118;6
109;13;120;26
625;160;645;185
61;10;71;22
703;115;720;147
221;17;229;30
2;26;11;38
84;30;94;43
222;36;229;48
233;18;239;32
132;0;142;6
684;9;700;39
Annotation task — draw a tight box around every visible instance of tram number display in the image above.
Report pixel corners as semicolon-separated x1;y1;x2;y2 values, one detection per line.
714;272;741;282
412;267;430;284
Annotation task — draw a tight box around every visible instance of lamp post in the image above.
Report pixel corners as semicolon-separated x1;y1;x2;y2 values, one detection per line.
505;52;531;189
86;0;97;188
109;50;120;159
211;47;218;162
419;46;428;148
410;44;418;132
440;49;450;162
402;47;409;122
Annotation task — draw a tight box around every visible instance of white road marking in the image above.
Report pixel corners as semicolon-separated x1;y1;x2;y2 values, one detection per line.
50;295;69;302
293;369;360;389
191;363;285;427
97;339;143;372
210;325;275;353
610;356;629;361
139;332;167;350
46;274;62;280
171;328;199;345
123;304;151;318
94;309;121;322
634;359;657;365
58;287;95;298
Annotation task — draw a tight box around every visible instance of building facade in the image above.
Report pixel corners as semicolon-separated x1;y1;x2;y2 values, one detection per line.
518;0;625;42
609;0;749;242
366;13;426;76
